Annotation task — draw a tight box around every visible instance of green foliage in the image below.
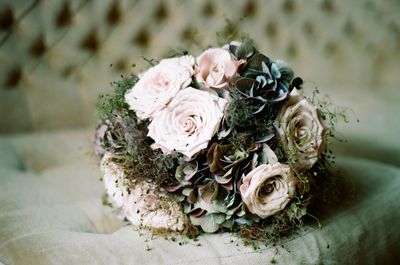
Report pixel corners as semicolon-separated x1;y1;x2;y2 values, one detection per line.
224;89;255;128
224;86;348;243
101;115;180;185
225;88;280;151
95;75;138;120
309;86;355;142
232;41;256;60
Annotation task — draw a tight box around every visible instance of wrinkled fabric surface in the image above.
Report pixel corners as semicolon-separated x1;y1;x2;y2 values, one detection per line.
0;128;399;265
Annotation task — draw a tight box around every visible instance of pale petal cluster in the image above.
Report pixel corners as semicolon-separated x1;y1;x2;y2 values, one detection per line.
123;180;187;232
125;55;195;120
196;48;239;89
101;153;128;209
101;153;187;231
240;163;297;218
148;87;227;158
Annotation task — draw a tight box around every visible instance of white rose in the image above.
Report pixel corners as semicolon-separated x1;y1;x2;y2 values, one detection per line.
100;152;187;231
196;48;239;89
125;55;195;120
100;153;128;209
123;181;187;232
240;163;296;218
275;89;330;169
148;87;227;158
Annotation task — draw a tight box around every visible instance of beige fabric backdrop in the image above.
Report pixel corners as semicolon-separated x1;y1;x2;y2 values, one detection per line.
1;0;400;264
1;0;399;133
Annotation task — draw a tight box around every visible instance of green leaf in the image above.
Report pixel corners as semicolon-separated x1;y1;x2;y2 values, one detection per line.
251;153;259;169
244;53;270;72
189;215;202;226
182;188;193;196
183;165;194;175
190;213;226;233
270;62;281;79
234;77;256;92
175;161;198;184
215;174;232;184
258;143;278;164
183;203;192;214
175;164;191;185
288;203;307;220
224;192;236;208
194;192;229;214
226;203;243;216
182;188;196;204
217;128;232;139
232;148;247;160
275;59;294;83
255;133;274;143
199;181;218;203
235;216;254;225
200;215;220;233
208;144;222;173
221;218;234;228
235;42;256;59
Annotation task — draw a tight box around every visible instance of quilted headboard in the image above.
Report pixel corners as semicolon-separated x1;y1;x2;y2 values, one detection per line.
1;0;399;133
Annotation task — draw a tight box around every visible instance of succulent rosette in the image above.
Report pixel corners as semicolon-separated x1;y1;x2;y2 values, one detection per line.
95;41;337;241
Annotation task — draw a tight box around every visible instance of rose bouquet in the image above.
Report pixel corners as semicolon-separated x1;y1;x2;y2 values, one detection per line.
95;41;336;240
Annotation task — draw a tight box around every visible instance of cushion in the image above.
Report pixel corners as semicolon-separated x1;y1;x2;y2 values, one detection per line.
1;130;399;264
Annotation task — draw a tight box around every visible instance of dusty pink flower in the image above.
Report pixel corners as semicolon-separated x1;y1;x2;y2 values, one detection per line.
240;163;296;218
196;48;239;89
275;89;330;168
148;87;227;158
125;55;194;120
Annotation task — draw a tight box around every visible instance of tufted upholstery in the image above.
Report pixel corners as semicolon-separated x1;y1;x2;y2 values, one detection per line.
1;1;400;264
0;0;399;133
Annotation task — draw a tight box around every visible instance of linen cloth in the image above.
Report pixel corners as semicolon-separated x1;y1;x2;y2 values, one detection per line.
0;124;399;265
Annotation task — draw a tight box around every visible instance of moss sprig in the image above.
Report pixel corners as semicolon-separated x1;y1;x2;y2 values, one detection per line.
96;74;139;120
95;76;181;186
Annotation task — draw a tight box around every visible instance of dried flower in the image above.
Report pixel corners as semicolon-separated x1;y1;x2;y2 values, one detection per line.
240;163;297;218
275;89;330;168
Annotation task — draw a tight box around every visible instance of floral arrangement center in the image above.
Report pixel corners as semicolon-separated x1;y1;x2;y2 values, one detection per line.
95;40;338;240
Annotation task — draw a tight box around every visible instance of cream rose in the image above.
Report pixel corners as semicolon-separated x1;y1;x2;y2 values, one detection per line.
125;55;195;120
148;87;227;158
101;152;187;231
275;89;329;168
123;180;188;232
240;163;296;218
196;48;239;89
100;153;129;209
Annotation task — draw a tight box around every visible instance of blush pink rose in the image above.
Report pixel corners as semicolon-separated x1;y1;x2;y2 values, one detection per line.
125;55;195;120
147;87;227;158
196;48;239;89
